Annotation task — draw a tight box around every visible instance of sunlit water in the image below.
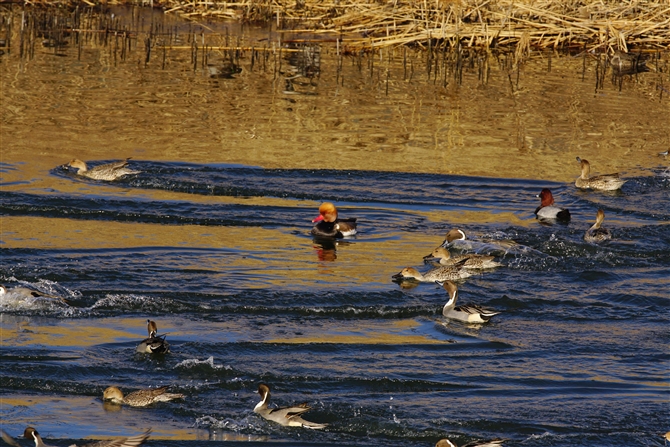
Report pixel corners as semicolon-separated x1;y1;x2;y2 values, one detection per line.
1;6;669;447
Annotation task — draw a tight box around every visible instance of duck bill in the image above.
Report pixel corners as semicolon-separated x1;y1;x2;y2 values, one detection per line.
423;255;439;262
391;272;405;280
311;215;324;223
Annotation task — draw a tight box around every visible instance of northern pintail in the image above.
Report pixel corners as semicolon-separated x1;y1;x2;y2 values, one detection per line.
392;263;473;283
21;427;150;447
253;383;328;429
436;438;506;447
438;281;500;324
66;158;140;181
584;209;612;243
423;247;501;270
441;229;518;255
1;429;21;447
0;285;69;306
311;202;357;238
534;188;571;222
136;319;170;354
103;386;184;407
575;157;627;191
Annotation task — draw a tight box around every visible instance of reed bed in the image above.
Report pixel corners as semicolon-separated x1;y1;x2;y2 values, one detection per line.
7;0;670;52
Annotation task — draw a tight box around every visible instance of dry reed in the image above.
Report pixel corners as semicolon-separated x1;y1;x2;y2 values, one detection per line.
8;0;670;51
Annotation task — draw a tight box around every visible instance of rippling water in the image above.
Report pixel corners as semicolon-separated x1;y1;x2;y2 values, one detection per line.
1;5;670;447
2;160;669;446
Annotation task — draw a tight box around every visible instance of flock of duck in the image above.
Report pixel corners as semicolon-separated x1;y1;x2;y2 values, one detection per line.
0;155;639;447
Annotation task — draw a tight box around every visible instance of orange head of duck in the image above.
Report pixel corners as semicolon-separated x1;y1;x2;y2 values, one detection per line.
312;202;338;223
537;188;555;207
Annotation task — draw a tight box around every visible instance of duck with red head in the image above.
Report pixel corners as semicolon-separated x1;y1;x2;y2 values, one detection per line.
534;188;571;222
311;202;357;238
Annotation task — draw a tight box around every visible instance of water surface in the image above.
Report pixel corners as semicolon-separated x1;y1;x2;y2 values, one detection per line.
1;6;669;447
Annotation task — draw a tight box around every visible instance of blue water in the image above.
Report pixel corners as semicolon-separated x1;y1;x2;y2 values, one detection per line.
1;161;669;446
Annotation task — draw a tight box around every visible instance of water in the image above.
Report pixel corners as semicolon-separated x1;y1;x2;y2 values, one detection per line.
1;6;669;447
2;162;669;446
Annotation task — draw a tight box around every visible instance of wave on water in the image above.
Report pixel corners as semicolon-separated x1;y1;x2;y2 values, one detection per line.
0;279;81;315
90;293;192;313
175;356;231;370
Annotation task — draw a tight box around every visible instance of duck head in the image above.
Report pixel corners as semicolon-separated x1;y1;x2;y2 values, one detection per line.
312;202;338;223
536;188;555;207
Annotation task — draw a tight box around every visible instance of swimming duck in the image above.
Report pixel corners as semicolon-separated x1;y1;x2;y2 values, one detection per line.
584;209;612;243
438;281;500;324
436;438;506;447
534;188;571;222
22;427;150;447
423;247;501;269
575;157;627;191
136;319;170;354
311;202;357;238
103;386;184;407
392;263;472;283
0;285;69;306
441;229;518;255
66;158;140;181
609;50;648;76
253;383;328;429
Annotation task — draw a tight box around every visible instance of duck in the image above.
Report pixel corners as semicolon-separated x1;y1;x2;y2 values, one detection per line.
609;50;648;76
534;188;571;222
135;319;170;354
575;157;627;190
584;209;612;243
443;229;468;245
392;263;472;283
423;247;501;269
436;438;506;447
311;202;357;238
66;158;140;181
21;427;150;447
103;386;184;407
441;229;518;255
438;281;500;324
0;285;69;306
253;383;328;429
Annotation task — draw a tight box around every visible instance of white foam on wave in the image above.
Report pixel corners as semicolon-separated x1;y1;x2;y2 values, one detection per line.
195;415;268;440
175;356;230;370
0;279;79;315
90;293;171;311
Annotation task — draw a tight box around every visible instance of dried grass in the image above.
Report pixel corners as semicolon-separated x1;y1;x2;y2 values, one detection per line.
13;0;670;51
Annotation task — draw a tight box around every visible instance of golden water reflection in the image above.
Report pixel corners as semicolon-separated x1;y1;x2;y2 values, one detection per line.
1;8;667;183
